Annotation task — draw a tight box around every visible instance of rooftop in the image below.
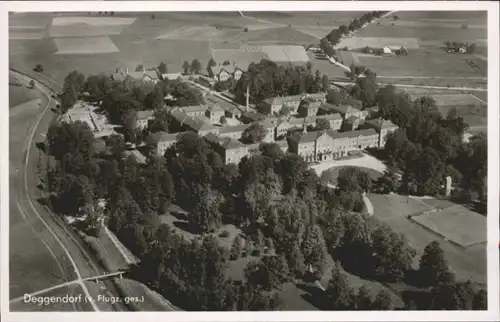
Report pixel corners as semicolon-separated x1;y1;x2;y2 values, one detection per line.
203;132;222;145
264;94;303;106
332;105;361;115
211;48;267;71
162;72;182;80
219;124;250;134
137;110;155;120
259;119;276;129
220;137;246;150
210;64;242;76
180;104;208;114
316;113;343;121
365;118;399;130
150;131;178;142
207;103;225;113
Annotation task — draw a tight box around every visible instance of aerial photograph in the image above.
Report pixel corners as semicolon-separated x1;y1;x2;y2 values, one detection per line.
8;9;488;312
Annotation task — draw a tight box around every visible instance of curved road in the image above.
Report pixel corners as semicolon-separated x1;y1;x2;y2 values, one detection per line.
9;70;127;312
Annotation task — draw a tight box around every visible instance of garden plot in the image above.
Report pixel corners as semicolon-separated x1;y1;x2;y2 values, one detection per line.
54;37;119;54
410;205;487;248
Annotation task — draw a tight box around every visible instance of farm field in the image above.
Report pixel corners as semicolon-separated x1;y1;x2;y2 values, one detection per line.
357;11;487;42
368;193;487;284
10;11;327;84
9;84;45;107
358;48;486;78
377;76;487;89
54;37;120;54
243;11;367;27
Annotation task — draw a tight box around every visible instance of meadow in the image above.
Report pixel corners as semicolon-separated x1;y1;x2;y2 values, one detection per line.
358;48;485;78
410;205;487;248
368;193;487;284
9;82;77;301
244;11;367;27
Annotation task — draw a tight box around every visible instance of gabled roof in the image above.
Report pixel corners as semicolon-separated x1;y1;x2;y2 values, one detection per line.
162;72;182;80
304;92;326;100
127;70;159;81
264;94;303;106
328;128;378;139
144;70;159;80
150;131;178;142
127;71;146;80
203;132;221;145
219;124;250;134
365;118;398;130
220;137;245;150
180;105;208;114
333;105;361;115
289;131;321;144
316;113;342;121
259;119;276;129
137;110;155;120
241;111;266;122
111;73;126;82
300;99;322;109
210;64;241;76
207;103;225;113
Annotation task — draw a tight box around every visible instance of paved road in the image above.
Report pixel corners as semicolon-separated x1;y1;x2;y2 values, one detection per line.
311;153;387;177
9;70;128;312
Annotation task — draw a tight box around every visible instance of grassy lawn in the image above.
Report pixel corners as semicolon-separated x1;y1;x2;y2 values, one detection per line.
368;193;487;284
9;83;72;300
410;205;487;247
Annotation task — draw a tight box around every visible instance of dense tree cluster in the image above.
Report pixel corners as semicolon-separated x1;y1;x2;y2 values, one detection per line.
377;85;486;199
444;41;476;53
321;262;395;310
43;67;487;311
411;241;487;310
319;11;387;56
59;70;86;113
319;208;415;283
232;59;328;106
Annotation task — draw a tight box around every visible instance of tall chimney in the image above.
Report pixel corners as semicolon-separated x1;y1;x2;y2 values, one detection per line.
246;83;249;113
